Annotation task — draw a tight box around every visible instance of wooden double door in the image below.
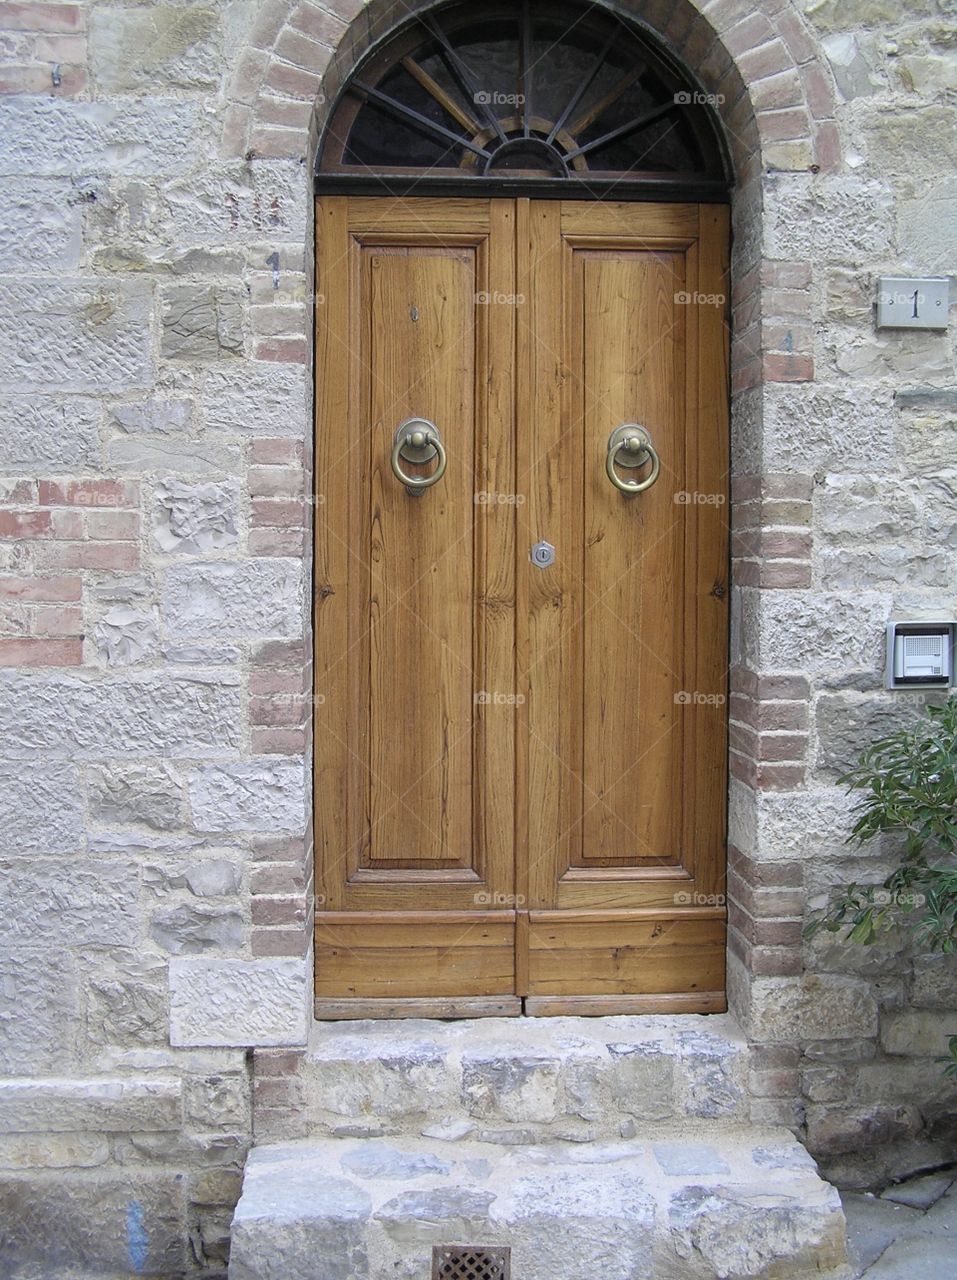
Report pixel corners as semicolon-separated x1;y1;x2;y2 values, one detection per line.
314;196;729;1017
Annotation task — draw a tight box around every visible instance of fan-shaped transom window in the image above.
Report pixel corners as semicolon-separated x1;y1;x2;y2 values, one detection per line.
316;0;731;200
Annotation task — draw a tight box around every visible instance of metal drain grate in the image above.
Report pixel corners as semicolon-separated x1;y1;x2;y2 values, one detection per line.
432;1244;511;1280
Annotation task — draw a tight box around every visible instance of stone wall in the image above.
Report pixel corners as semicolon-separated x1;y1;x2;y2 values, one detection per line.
0;0;954;1273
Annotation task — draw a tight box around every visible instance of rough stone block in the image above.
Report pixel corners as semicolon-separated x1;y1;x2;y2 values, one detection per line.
0;1133;109;1170
0;859;140;948
0;177;81;271
0;1077;183;1134
154;479;238;553
161;284;243;360
92;606;160;667
763;383;894;472
163;560;302;639
751;591;889;675
169;956;309;1047
164;160;308;243
0;762;84;853
88;761;185;830
0;949;77;1075
0;1170;186;1276
0;396;100;472
86;956;168;1048
201;361;308;436
188;759;306;833
0;96;205;178
150;903;245;955
106;434;242;474
109;396;192;434
899;176;957;272
881;1009;956;1058
89;5;222;92
748;975;878;1043
764;174;893;262
0;671;241;759
815;694;928;778
911;954;957;1010
0;278;152;394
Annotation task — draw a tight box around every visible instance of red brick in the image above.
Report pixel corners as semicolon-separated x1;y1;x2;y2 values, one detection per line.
251;835;307;862
39;479;138;508
250;671;308;696
32;31;85;61
253;1077;301;1107
252;928;310;956
749;70;803;113
31;605;83;636
251;640;308;670
756;674;810;700
253;1049;305;1076
262;58;322;100
251;864;306;895
758;561;812;588
813;120;842;173
249;528;306;556
50;509;84;539
251;896;307;926
763;353;814;383
57;542;140;571
248;468;304;498
758;732;808;763
251;694;307;727
800;60;836;120
253;337;308;364
0;510;52;539
289;1;346;46
86;510;140;540
763;474;814;501
251;498;305;528
247;127;307;161
764;287;811;318
762;323;813;357
721;12;775;57
0;481;36;505
761;530;811;559
274;26;332;70
249;438;304;466
731;356;761;395
251;726;307;754
756;107;812;143
0;637;82;667
0;3;86;32
776;8;817;66
761;261;813;289
756;762;806;791
0;64;48;93
0;575;81;601
736;39;793;85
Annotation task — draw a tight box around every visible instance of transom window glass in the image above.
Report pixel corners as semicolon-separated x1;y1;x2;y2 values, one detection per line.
316;0;730;199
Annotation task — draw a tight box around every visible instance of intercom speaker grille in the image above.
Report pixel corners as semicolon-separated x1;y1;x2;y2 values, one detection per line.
431;1245;511;1280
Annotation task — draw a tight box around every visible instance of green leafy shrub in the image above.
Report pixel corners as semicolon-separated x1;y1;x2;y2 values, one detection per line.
804;696;957;1073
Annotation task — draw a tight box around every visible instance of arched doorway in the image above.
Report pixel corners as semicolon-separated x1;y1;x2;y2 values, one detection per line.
312;0;732;1018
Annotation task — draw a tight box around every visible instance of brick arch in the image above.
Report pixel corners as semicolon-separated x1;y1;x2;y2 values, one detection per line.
223;0;839;178
237;0;841;1089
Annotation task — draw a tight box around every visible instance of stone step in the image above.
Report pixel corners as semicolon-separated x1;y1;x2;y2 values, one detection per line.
228;1129;849;1280
286;1014;752;1143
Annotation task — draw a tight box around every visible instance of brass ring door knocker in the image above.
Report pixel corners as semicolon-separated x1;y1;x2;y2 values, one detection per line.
391;418;447;495
606;424;661;494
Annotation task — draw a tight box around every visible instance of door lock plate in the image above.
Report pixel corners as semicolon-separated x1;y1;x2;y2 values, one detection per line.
531;540;555;568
